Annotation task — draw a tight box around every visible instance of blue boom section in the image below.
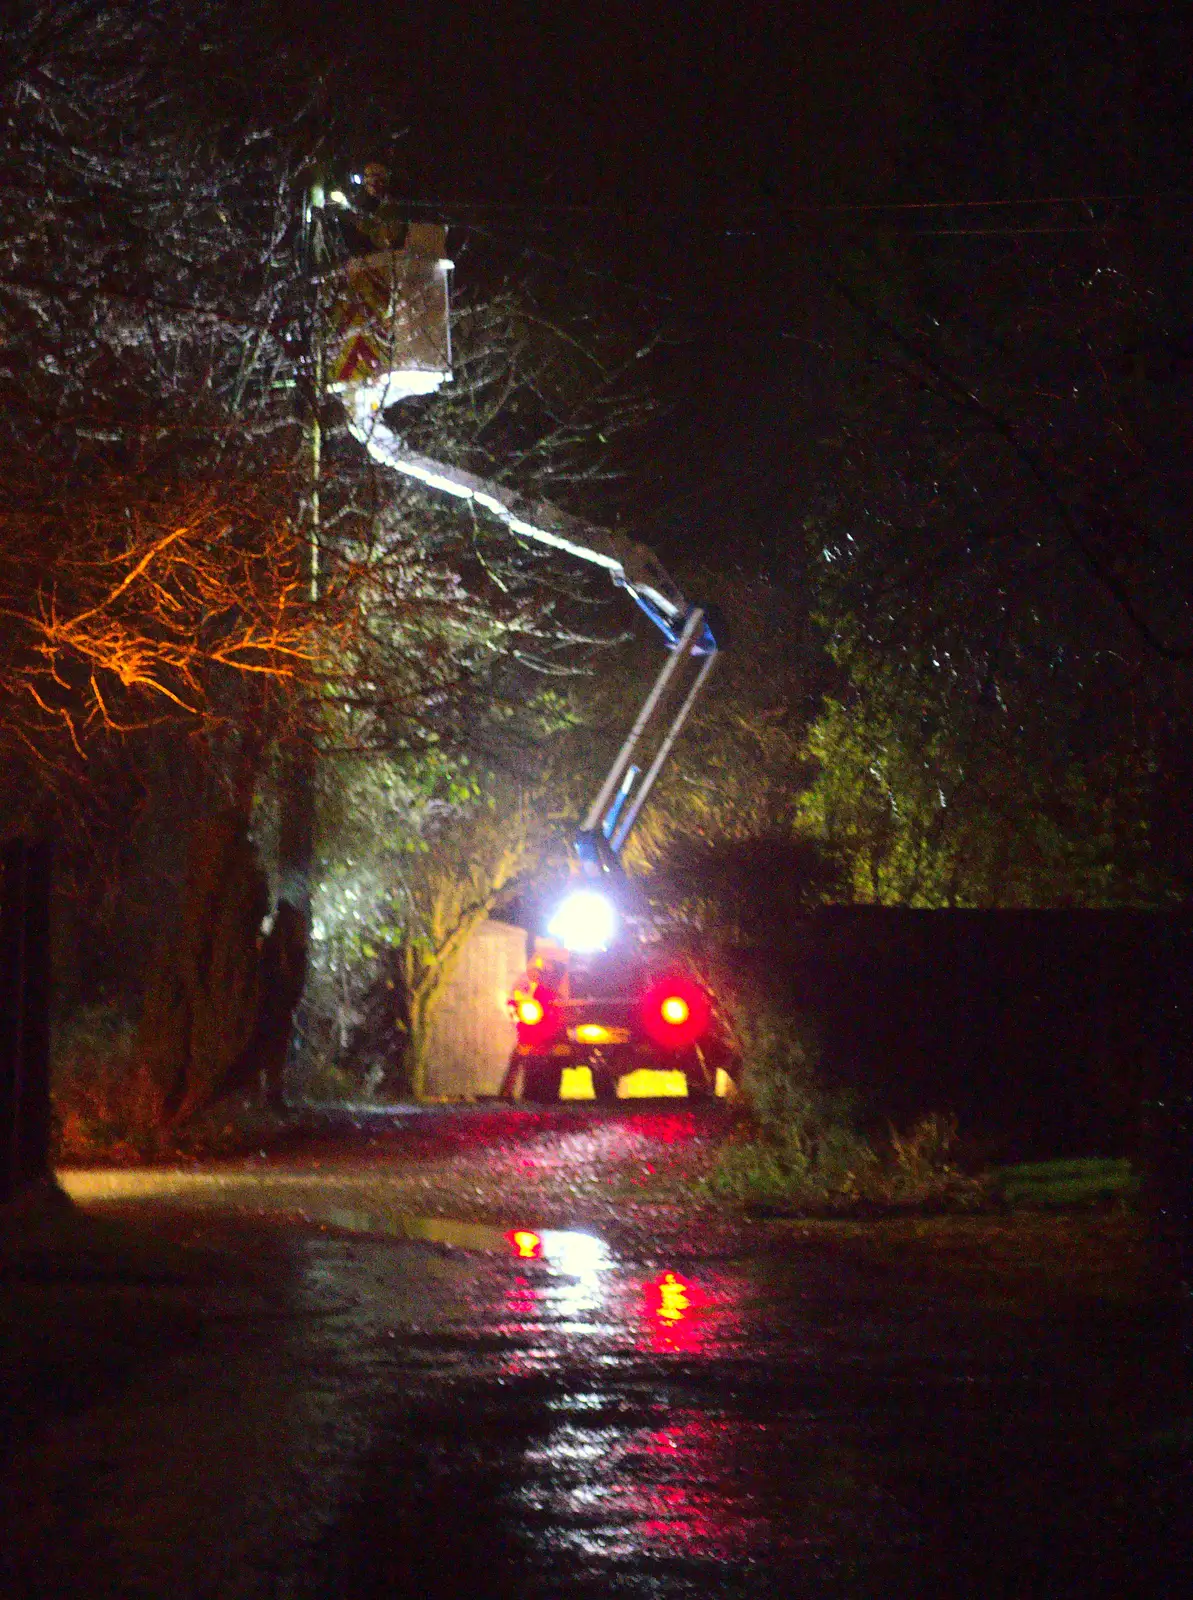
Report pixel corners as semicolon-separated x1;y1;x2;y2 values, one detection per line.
625;588;719;654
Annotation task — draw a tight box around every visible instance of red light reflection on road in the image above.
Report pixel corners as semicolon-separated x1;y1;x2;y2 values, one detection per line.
498;1251;774;1561
637;1423;760;1558
507;1228;543;1260
642;1269;708;1354
558;1412;771;1563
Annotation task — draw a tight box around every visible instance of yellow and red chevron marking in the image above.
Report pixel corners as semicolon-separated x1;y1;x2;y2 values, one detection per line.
331;332;382;385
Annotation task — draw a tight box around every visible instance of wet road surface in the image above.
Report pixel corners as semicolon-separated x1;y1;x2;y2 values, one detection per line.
4;1113;1189;1598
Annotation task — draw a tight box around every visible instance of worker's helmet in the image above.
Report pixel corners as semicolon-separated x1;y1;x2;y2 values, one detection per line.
361;162;390;196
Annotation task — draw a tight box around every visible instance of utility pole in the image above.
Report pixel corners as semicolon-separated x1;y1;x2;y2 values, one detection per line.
256;180;331;1109
277;177;327;929
304;177;324;609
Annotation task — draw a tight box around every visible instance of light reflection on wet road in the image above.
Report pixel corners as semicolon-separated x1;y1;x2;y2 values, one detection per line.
279;1225;880;1596
262;1218;1180;1599
19;1160;1187;1598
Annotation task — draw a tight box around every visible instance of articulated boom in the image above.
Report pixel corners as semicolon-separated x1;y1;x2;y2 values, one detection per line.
323;230;719;866
344;381;713;655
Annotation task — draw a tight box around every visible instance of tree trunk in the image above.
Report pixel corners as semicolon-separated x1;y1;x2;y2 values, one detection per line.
272;740;315;1101
137;809;267;1131
247;901;308;1111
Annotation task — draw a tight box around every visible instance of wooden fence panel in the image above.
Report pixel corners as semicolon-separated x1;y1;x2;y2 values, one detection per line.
422;919;526;1098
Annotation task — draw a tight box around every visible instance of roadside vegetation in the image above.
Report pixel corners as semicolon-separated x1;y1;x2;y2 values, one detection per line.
691;991;1140;1217
699;1001;987;1213
5;1;644;1148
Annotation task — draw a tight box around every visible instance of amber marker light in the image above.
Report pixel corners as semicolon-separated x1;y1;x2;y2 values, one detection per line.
574;1022;613;1044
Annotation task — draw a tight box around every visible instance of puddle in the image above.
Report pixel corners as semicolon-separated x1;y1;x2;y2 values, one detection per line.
60;1173;611;1274
320;1207;612;1273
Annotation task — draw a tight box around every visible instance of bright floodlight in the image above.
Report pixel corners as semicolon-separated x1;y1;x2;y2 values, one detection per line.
547;889;617;953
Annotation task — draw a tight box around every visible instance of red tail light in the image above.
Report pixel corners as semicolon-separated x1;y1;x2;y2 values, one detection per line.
510;986;561;1045
507;1229;543;1260
660;995;690;1026
640;976;711;1049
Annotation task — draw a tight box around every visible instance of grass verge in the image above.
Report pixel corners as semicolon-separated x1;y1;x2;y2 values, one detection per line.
992;1156;1137;1209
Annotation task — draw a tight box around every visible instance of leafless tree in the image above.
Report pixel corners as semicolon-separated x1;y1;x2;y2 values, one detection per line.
1;3;655;1122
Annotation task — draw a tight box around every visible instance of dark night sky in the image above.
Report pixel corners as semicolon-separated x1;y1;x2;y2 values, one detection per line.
273;2;977;567
306;0;972;208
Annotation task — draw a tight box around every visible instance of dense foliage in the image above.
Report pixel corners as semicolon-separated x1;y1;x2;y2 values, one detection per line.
1;1;640;1131
784;7;1193;907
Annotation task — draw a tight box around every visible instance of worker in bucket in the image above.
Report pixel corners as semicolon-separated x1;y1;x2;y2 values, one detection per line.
346;162;407;252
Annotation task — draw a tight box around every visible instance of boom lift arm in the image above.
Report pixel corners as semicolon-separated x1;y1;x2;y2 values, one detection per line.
321;227;719;868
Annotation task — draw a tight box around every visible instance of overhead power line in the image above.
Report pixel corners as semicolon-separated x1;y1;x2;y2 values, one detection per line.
389;191;1193;264
423;192;1193;309
396;190;1193;224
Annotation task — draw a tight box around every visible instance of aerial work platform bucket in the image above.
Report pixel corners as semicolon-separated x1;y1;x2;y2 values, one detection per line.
325;225;452;404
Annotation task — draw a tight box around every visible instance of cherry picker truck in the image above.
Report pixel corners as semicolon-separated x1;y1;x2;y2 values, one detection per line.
315;193;734;1102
